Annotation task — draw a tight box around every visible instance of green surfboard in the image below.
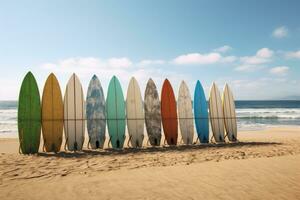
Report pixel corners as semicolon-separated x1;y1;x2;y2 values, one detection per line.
106;76;126;148
18;72;41;154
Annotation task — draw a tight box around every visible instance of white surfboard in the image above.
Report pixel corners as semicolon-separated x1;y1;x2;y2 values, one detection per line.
126;77;144;147
64;73;85;151
178;81;194;144
209;82;225;142
222;83;237;141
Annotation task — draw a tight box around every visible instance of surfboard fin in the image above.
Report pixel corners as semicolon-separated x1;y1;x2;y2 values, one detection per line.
64;137;68;151
74;142;78;152
87;137;91;149
147;138;150;146
19;129;23;154
224;133;228;140
42;142;46;152
108;136;111;148
116;140;120;149
194;137;199;145
18;143;22;154
170;138;174;145
154;138;158;146
220;135;224;143
127;135;132;148
210;135;215;143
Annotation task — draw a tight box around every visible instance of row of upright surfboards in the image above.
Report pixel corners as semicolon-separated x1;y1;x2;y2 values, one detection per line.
18;72;237;154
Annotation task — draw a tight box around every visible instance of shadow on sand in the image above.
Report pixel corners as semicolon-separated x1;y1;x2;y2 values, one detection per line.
37;141;282;158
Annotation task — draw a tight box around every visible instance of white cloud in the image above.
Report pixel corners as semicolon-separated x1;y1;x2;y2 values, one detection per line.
137;59;165;66
285;50;300;59
173;52;236;65
39;56;191;98
256;48;273;58
269;66;289;76
173;53;221;65
236;48;273;72
107;57;132;68
214;45;232;53
221;56;237;63
40;57;133;76
240;48;273;65
272;26;288;38
235;65;264;72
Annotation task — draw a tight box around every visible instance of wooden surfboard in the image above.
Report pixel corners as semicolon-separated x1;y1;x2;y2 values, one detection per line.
161;79;178;145
126;77;144;147
18;71;41;154
42;73;63;152
178;81;194;145
106;76;126;149
194;80;209;143
64;73;85;151
209;82;225;142
222;83;237;141
144;78;162;146
86;75;106;149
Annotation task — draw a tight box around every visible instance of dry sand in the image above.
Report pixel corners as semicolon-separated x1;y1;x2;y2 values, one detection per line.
0;126;300;200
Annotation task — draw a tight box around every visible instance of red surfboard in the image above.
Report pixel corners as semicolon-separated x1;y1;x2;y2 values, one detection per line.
161;79;178;145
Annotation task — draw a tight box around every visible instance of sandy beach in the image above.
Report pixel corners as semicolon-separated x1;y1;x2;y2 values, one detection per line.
0;126;300;200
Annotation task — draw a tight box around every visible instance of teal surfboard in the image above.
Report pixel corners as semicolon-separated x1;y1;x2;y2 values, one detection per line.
18;72;41;154
106;76;126;148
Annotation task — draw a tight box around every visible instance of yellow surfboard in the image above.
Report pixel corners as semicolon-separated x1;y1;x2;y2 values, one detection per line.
42;73;64;152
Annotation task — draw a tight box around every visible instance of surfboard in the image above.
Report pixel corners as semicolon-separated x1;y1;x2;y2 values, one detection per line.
106;76;126;149
161;79;178;145
64;73;85;151
209;82;225;142
86;75;106;149
222;83;237;142
18;71;41;154
144;78;162;146
194;80;209;143
126;77;144;147
41;73;63;152
178;81;194;145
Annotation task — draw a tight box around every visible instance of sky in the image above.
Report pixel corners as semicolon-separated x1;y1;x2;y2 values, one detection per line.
0;0;300;100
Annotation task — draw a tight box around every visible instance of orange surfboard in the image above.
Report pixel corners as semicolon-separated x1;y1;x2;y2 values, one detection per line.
42;73;64;152
161;79;178;145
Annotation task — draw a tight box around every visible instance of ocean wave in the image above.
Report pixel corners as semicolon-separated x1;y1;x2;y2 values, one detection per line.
0;129;16;133
0;109;17;113
236;108;300;119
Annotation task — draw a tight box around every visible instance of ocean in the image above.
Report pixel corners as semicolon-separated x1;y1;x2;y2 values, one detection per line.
0;100;299;137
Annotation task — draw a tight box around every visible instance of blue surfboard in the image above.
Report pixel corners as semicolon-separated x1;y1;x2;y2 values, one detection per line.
194;80;209;143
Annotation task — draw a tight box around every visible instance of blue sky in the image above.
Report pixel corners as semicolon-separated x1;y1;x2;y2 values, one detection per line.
0;0;300;100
